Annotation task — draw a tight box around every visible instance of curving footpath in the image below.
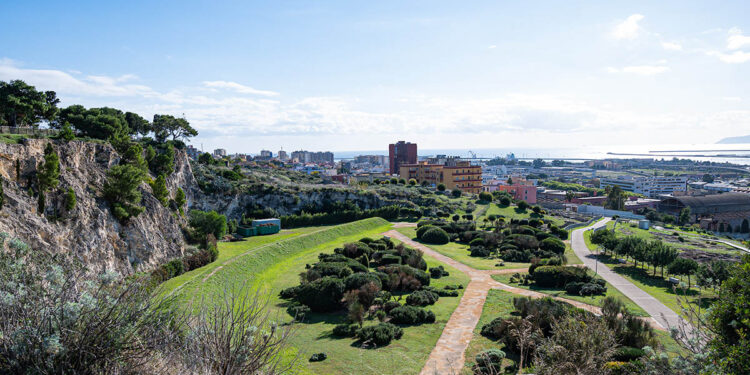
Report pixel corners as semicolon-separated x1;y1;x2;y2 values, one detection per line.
571;218;682;329
383;230;621;375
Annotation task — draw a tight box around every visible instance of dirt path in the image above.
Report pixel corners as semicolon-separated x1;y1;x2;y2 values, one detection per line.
383;230;644;375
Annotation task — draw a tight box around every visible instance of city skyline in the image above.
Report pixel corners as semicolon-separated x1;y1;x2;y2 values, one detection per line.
1;1;749;153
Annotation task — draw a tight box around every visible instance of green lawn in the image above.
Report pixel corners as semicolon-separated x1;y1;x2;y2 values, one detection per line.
160;217;473;374
254;236;471;375
491;272;649;317
394;227;530;270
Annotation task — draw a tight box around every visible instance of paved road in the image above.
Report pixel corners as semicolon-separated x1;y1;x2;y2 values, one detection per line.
571;218;683;329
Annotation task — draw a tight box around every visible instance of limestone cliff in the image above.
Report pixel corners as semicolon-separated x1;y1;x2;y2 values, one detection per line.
0;139;198;275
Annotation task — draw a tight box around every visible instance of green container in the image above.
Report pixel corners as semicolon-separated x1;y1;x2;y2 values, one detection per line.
237;226;257;237
256;224;280;235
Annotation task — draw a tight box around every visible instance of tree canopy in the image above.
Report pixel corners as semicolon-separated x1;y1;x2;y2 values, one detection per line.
0;80;59;127
153;114;197;142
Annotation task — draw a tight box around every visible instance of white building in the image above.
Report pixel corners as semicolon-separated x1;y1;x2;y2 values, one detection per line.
600;176;687;198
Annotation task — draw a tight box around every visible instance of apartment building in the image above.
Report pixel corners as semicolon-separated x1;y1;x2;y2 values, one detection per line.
400;160;482;194
389;141;417;175
290;150;335;164
600;176;687;198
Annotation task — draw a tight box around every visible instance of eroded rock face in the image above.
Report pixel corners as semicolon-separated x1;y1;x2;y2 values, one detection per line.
0;139;197;276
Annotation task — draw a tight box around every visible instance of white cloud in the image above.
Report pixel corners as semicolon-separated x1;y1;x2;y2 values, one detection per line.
201;80;279;96
0;58;157;97
661;41;682;51
606;65;670;75
722;96;742;102
727;27;750;50
488;45;497;49
707;50;750;64
611;14;645;40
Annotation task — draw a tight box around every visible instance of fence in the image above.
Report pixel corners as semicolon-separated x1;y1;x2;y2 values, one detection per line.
0;126;58;137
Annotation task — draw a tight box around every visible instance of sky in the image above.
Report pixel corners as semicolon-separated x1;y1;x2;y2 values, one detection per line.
1;0;749;155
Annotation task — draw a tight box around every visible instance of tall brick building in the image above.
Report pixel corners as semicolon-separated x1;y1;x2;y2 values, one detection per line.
389;141;417;175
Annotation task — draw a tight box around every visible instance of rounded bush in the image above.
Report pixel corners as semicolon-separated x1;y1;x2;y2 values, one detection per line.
416;225;437;239
469;237;485;247
474;349;506;374
344;273;382;291
332;323;359;337
380;254;402;265
421;227;450;245
540;237;566;255
388;305;436;325
406;290;439;306
309;352;327;362
356;323;403;346
311;262;353;279
532;266;591;288
296;276;345;312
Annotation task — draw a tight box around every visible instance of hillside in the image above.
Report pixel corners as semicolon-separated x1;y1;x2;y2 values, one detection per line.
716;134;750;144
0;138;198;275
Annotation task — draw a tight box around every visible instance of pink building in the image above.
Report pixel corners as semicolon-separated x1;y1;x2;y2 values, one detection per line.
484;180;537;204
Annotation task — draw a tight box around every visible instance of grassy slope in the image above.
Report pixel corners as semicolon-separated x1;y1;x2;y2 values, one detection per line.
491;273;649;317
395;227;530;270
161;217;472;374
462;289;519;374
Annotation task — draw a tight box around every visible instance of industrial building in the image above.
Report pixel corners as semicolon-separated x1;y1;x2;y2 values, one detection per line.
658;193;750;232
600;176;687;198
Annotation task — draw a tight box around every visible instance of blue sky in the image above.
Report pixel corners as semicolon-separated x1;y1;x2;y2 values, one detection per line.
1;1;749;154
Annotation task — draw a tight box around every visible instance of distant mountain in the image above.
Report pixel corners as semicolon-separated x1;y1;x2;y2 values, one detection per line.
717;135;750;144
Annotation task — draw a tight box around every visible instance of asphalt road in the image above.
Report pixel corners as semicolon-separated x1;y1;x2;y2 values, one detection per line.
571;218;684;330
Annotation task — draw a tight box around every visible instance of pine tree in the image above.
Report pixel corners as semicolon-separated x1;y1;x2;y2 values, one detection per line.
65;187;76;211
56;121;75;141
150;174;169;207
37;143;60;191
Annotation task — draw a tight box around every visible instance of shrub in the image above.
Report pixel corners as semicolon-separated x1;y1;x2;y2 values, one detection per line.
429;265;450;279
311;262;353;279
296;277;345;312
356;323;403;346
579;283;607;296
470;246;492;257
380;254;402;265
469;237;485;247
332;324;359;337
309;353;327;362
405;290;439;306
344;273;382;291
162;259;184;279
287;304;311;322
64;187;76;211
502;249;533;262
532;266;591;288
375;310;387;322
437;183;446;191
421;227;450;244
540;237;566;255
474;349;506;374
478;191;493;202
383;301;401;313
388;305;436;325
417;224;435;239
506;234;539;250
451;189;462;198
279;286;299;299
613;346;645;362
189;209;228;242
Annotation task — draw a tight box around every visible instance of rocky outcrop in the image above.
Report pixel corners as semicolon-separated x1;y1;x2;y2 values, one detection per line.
0;139;196;275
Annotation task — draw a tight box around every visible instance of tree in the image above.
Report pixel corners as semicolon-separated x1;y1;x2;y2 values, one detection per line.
697;260;731;291
551;159;565;167
452;214;460;222
125;112;151;136
198;152;213;165
533;316;617;375
150;174;169;207
679;207;692;225
189;209;228;241
702;173;715;183
565;191;575;202
149;144;175;176
152;114;197;142
37;143;60;192
478;191;492;202
532;158;546;169
507;177;513;185
55;122;75;141
668;257;699;288
509;314;541;372
103;164;145;222
741;219;749;234
121;143;148;174
516;200;529;211
0;80;59;127
175;187;187;214
451;188;462;198
708;255;750;374
58;105;131;140
437;183;446;192
605;185;625;211
64;187;76;211
650;241;678;277
408;178;417;186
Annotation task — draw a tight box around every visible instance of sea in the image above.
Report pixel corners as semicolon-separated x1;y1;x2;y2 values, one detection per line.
333;143;750;166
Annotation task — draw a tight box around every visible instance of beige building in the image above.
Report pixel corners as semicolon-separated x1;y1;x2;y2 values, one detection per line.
400;161;482;194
